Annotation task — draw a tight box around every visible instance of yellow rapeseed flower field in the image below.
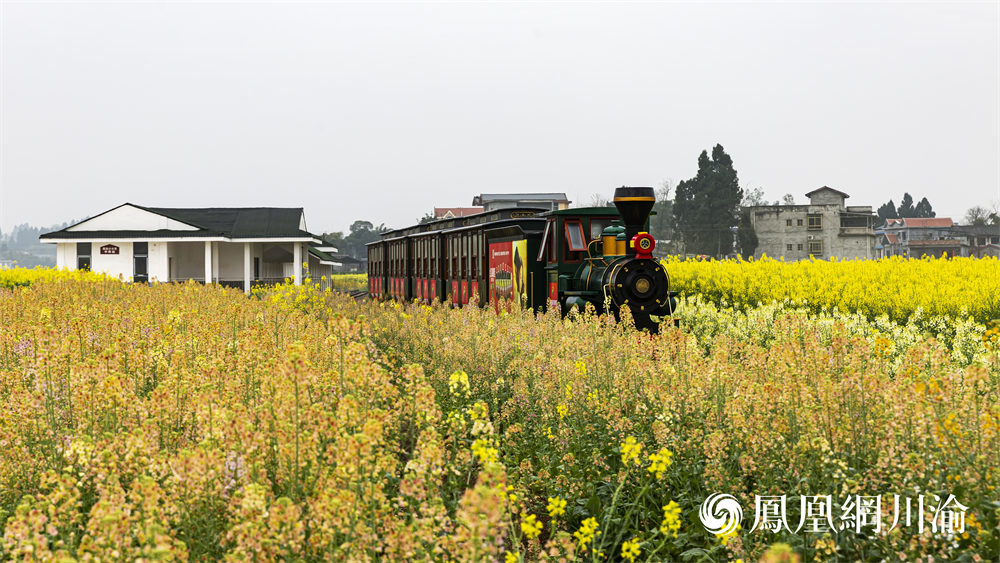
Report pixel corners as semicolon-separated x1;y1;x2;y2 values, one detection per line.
0;264;997;562
663;255;1000;323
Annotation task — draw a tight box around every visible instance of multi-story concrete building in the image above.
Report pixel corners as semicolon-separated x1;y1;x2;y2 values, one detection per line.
749;187;876;261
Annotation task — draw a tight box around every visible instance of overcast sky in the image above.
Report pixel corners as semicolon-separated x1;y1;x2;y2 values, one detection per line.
1;1;998;235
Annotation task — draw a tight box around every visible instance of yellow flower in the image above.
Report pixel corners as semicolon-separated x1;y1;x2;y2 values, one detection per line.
505;551;520;563
471;438;498;465
647;448;673;479
660;501;681;537
716;517;741;546
448;370;471;398
573;517;600;550
521;513;542;539
557;403;568;420
547;496;567;518
621;537;641;562
620;436;643;466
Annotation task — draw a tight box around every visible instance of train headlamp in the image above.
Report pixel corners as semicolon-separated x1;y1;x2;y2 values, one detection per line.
631;232;656;259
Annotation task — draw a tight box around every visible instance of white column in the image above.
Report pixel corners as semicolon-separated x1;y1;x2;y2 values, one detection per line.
293;242;302;286
204;241;213;284
244;243;252;294
212;242;220;283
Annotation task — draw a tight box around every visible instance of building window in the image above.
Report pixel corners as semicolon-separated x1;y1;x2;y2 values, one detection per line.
133;242;148;283
797;243;803;251
797;219;804;227
786;219;792;227
76;242;92;271
808;240;823;255
807;214;822;230
786;244;793;252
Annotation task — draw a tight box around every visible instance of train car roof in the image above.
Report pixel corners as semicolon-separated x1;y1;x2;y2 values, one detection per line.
543;206;619;216
541;206;655;217
367;207;550;245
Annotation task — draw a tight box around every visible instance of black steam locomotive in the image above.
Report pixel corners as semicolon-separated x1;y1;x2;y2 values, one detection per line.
366;186;677;333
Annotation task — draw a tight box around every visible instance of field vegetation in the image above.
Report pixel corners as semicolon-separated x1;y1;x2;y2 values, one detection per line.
0;259;997;561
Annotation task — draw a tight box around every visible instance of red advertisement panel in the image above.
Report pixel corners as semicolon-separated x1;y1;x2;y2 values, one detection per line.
423;279;429;303
489;241;511;311
461;281;469;305
430;280;437;301
549;281;559;309
489;241;527;312
452;281;459;306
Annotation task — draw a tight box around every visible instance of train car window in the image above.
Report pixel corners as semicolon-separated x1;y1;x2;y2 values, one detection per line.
564;220;587;252
589;218;612;240
463;233;469;278
537;220;553;262
471;232;478;279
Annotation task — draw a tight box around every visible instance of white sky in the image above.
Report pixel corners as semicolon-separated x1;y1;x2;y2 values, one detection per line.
1;1;998;235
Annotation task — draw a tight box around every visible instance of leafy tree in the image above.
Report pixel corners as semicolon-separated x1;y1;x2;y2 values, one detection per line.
587;193;610;207
331;220;390;258
742;186;766;207
965;206;990;225
897;193;916;218
735;209;758;259
673;144;744;257
349;220;375;234
914;197;936;218
649;181;674;248
782;194;795;205
418;213;436;224
877;200;899;223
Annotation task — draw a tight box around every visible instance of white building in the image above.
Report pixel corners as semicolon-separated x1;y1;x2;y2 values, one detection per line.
40;204;336;293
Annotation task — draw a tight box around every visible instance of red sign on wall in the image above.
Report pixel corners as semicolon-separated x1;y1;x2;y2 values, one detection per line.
100;244;120;255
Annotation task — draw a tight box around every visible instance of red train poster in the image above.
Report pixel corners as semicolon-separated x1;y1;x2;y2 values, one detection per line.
489;240;528;311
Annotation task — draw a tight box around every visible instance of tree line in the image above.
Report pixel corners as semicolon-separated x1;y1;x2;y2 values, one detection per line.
587;145;994;259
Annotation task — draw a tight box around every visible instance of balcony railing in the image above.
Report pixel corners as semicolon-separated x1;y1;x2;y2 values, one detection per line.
839;227;875;236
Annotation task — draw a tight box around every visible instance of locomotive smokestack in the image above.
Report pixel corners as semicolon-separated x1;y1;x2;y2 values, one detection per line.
613;186;656;256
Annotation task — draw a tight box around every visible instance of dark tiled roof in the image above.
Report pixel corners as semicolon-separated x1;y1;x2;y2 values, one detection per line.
145;206;313;238
40;229;217;240
308;247;338;262
41;204;318;240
